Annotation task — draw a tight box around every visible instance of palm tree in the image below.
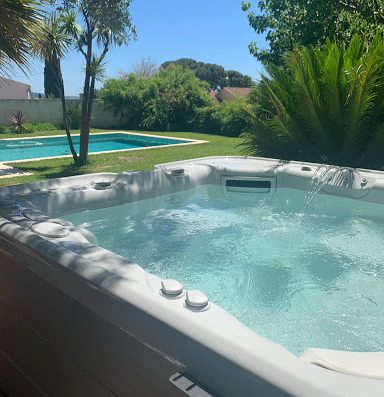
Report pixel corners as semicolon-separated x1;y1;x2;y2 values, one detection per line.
83;54;106;138
0;0;43;73
241;34;384;169
36;13;79;164
66;0;136;165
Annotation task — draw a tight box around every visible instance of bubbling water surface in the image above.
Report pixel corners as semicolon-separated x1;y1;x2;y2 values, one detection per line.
64;185;384;355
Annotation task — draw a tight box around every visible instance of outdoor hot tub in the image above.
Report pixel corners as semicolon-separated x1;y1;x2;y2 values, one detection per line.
0;156;383;396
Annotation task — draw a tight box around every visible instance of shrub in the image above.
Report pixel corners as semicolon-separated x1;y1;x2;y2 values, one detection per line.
0;121;58;134
22;122;35;133
0;124;9;134
142;65;211;131
16;122;58;133
8;110;27;133
195;99;254;137
32;122;58;131
100;66;254;134
100;66;211;131
194;106;222;134
217;99;254;136
66;101;81;129
99;75;148;129
241;34;384;169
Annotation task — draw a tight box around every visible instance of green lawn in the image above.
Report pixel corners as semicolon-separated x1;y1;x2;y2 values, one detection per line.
0;129;242;186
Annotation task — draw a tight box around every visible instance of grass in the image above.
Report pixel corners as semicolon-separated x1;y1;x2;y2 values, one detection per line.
0;129;242;186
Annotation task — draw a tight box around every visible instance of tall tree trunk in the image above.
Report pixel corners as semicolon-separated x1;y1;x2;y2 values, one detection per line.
86;75;96;137
50;55;79;164
79;31;93;165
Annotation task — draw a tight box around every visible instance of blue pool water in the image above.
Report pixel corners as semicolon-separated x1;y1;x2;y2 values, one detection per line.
0;133;188;162
64;185;384;355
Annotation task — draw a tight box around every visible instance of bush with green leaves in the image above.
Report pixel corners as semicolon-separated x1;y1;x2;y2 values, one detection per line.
100;65;211;131
0;121;58;134
195;99;254;137
100;65;253;134
99;75;148;129
66;101;81;129
23;122;58;133
241;34;384;169
141;65;211;131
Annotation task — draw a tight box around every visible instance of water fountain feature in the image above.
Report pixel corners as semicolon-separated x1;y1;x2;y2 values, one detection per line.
304;165;365;207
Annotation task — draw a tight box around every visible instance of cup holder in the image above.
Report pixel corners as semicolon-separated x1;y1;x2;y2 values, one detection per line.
93;181;112;190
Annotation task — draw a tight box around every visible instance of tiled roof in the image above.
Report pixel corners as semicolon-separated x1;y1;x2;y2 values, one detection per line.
0;77;30;89
220;87;252;98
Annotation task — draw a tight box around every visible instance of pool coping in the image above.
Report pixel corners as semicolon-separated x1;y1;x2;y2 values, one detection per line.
0;131;209;164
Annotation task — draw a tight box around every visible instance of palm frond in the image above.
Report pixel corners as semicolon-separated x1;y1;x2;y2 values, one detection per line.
285;49;328;147
0;0;44;73
35;13;72;61
87;54;107;81
241;33;384;169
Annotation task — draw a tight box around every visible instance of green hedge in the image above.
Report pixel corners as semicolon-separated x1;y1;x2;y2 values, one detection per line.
100;65;210;132
0;122;58;134
194;99;254;137
99;65;253;136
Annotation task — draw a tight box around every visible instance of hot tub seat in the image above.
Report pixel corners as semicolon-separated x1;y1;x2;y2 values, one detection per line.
301;348;384;380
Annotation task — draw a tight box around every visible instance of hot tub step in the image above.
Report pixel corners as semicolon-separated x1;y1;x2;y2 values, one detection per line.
169;372;213;397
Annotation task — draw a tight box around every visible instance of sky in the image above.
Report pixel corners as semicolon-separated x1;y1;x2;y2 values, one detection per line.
11;0;267;96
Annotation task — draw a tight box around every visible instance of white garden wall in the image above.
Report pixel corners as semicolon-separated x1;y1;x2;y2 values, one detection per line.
0;99;124;129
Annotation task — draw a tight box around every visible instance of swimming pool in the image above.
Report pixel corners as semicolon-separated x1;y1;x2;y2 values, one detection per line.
0;132;202;162
0;156;383;396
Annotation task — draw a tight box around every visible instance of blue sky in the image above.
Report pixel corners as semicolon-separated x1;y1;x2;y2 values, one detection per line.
12;0;266;96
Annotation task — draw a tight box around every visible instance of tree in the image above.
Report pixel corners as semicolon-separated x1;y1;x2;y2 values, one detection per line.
161;58;253;89
0;0;43;73
36;13;79;162
130;57;158;79
99;74;148;129
100;67;255;134
44;59;60;98
142;65;211;131
242;0;384;65
100;67;211;131
58;0;136;165
241;34;384;169
226;70;253;87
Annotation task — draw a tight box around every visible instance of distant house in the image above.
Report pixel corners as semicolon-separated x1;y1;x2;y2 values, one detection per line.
0;77;31;99
31;92;45;99
215;87;252;102
208;89;220;104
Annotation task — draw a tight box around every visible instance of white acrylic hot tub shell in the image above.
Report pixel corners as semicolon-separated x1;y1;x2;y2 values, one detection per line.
0;156;383;396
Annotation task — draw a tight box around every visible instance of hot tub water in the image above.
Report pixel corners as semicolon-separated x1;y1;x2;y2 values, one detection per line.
64;184;384;355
